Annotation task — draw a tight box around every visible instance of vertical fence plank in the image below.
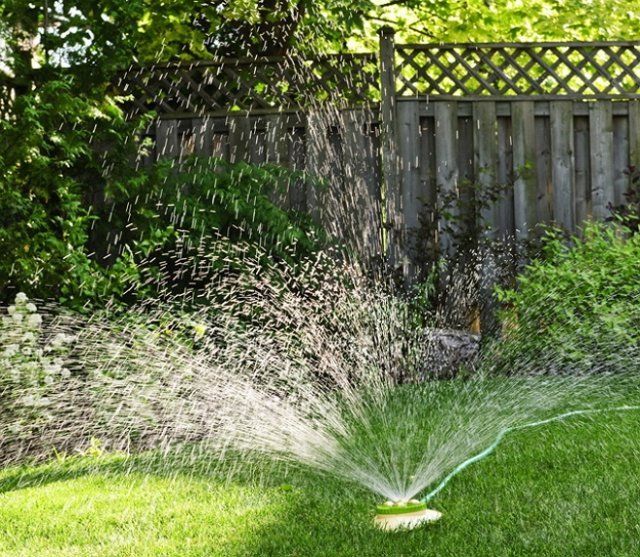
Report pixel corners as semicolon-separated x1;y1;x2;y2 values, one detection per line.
342;110;383;260
228;115;251;163
248;119;266;164
535;114;552;224
589;100;614;220
630;100;640;168
327;123;345;210
155;119;179;160
550;101;575;230
419;116;437;260
573;115;591;224
457;115;475;246
262;114;290;208
473;101;499;238
397;100;422;277
613;116;629;206
512;101;537;239
264;115;289;166
497;116;514;239
289;125;307;212
305;111;327;222
194;117;212;157
378;26;400;267
473;101;499;332
434;101;460;256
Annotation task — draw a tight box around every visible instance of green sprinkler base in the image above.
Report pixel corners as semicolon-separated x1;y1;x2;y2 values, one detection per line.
374;500;442;531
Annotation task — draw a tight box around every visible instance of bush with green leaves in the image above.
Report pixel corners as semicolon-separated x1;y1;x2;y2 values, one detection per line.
0;74;154;308
493;223;640;370
0;87;326;309
83;156;326;307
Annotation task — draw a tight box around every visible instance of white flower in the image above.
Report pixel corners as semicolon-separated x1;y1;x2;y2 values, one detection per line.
3;344;18;357
7;305;16;316
50;333;66;348
25;303;37;313
22;331;35;343
60;367;71;379
43;361;62;374
15;293;28;305
20;394;35;406
12;312;23;324
26;314;42;328
2;316;12;327
44;375;54;385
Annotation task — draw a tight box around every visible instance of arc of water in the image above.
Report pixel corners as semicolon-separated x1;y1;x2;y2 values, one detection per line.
422;404;640;504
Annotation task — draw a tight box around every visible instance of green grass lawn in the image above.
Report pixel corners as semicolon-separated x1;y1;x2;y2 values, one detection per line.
2;408;640;557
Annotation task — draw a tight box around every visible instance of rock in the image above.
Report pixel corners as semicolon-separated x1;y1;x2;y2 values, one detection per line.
422;328;480;378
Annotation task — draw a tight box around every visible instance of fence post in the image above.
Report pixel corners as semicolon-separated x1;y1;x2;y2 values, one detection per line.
378;26;401;271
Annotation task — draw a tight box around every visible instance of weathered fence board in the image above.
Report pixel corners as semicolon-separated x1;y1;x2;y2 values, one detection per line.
534;115;553;224
550;100;575;230
511;101;537;240
397;100;422;277
573;115;591;224
473;101;500;239
342;110;383;258
434;101;459;255
589;101;615;219
630;100;640;167
497;115;515;239
613;116;629;205
153;98;637;249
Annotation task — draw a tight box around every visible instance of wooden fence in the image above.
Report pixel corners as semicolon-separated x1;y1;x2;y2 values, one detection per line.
119;30;640;278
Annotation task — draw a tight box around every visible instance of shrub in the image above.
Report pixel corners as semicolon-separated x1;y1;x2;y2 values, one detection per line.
494;222;640;371
81;156;327;308
1;96;326;309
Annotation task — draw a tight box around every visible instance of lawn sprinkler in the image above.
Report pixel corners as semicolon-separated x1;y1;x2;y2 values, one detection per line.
374;499;442;531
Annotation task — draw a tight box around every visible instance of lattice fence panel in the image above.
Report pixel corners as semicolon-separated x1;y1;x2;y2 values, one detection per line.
116;54;379;116
395;42;640;97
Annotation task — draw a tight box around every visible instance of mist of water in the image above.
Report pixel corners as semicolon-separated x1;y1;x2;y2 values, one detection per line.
1;246;637;502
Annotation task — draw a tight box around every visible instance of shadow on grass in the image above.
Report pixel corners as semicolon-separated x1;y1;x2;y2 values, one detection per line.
0;444;370;502
0;446;389;557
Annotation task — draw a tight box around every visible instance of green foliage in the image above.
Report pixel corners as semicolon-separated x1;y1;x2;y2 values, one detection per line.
0;65;324;308
607;165;640;233
0;142;325;308
5;0;639;69
0;75;145;306
495;223;640;368
85;157;326;306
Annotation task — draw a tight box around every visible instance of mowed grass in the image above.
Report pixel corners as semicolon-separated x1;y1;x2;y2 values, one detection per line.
1;407;640;557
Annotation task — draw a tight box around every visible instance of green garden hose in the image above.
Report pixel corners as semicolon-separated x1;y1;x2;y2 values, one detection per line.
422;404;640;504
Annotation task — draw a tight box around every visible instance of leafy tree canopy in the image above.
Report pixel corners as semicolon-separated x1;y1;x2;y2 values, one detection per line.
2;0;640;75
